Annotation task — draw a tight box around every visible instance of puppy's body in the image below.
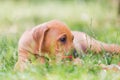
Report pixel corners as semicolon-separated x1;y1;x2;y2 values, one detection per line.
15;20;120;71
72;31;120;54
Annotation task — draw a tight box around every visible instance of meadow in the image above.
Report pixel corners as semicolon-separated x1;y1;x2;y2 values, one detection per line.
0;0;120;80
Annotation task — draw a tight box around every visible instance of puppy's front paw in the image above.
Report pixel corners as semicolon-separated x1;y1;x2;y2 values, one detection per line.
14;60;28;72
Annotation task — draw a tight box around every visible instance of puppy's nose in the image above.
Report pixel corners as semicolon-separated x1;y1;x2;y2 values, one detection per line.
73;49;78;58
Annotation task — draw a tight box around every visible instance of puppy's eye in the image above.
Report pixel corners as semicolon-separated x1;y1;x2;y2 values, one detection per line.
60;37;66;43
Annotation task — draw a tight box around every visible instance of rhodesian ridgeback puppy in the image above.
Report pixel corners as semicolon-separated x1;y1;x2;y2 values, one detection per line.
15;20;120;71
14;20;75;71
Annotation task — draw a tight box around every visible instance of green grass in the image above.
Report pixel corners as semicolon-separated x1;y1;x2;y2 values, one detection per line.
0;0;120;80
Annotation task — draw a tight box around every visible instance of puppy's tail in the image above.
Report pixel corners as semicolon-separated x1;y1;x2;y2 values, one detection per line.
101;43;120;54
87;40;120;54
84;33;120;54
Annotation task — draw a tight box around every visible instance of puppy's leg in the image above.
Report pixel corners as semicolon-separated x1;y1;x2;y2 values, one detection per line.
14;49;29;71
72;31;120;54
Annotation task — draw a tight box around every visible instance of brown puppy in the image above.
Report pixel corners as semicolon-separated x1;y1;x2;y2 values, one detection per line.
15;20;74;71
15;20;120;71
72;31;120;54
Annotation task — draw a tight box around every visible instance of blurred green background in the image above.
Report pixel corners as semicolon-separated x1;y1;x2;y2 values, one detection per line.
0;0;120;42
0;0;120;80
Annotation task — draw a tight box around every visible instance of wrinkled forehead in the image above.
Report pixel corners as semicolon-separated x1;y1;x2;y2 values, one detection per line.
47;20;73;38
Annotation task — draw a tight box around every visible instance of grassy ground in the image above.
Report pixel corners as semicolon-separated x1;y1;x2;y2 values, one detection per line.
0;0;120;80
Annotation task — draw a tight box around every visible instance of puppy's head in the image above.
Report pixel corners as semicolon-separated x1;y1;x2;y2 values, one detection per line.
33;20;74;59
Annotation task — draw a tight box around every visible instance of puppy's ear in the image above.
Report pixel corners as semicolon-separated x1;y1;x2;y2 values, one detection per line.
32;24;49;52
